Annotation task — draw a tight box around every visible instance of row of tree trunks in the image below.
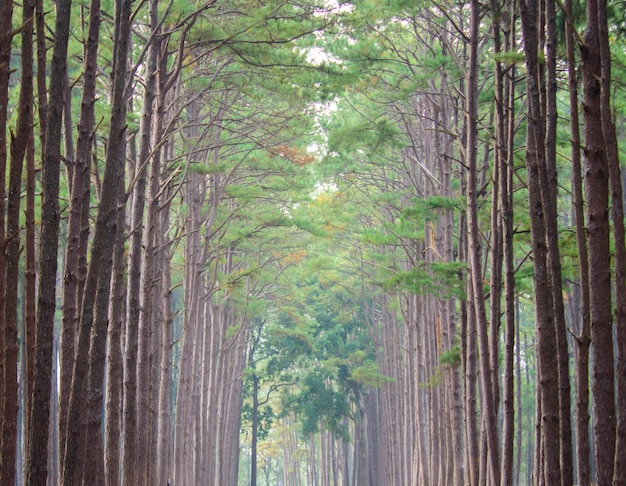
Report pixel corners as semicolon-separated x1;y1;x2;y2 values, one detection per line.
25;0;72;481
171;93;249;485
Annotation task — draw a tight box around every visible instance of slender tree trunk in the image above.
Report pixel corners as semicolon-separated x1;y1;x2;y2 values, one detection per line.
104;205;126;486
154;47;175;486
156;238;174;485
519;0;563;482
25;0;72;481
135;1;161;480
464;278;479;486
490;2;517;483
30;0;48;466
0;6;7;486
59;0;100;459
596;0;626;481
121;49;149;486
35;0;48;145
581;2;616;484
0;8;11;458
173;160;205;484
544;3;574;482
251;359;259;485
122;140;142;485
465;2;499;483
499;51;517;486
3;3;33;485
514;300;523;485
564;0;592;482
25;106;37;459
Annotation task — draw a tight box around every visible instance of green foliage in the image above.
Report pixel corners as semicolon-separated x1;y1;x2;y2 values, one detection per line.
241;402;277;441
283;368;351;441
439;342;461;368
493;50;526;66
349;361;394;387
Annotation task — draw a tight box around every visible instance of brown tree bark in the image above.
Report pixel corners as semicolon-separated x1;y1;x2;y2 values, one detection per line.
564;0;592;483
465;1;500;483
25;0;72;481
581;1;616;484
121;82;145;486
104;205;126;486
23;0;43;465
25;108;37;459
496;2;517;481
545;4;574;483
3;2;33;484
135;3;161;479
123;7;164;482
59;0;100;459
61;0;130;482
519;0;563;483
0;0;12;480
460;211;478;486
173;146;206;485
596;0;626;481
35;0;48;147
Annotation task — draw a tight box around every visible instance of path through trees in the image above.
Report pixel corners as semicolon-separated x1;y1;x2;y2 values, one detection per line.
1;1;626;485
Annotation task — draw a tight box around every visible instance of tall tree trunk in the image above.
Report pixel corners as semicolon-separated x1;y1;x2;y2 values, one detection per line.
519;0;563;482
104;205;126;486
136;0;161;485
564;0;591;482
490;2;517;483
498;14;517;485
514;300;523;485
59;0;100;459
465;2;499;483
31;19;47;438
61;0;130;482
121;76;147;486
173;159;205;484
250;334;260;486
596;0;626;481
581;1;616;484
0;9;12;432
544;2;574;482
25;105;37;462
25;0;72;481
25;0;45;468
153;45;174;486
464;275;479;486
4;2;33;484
156;228;174;485
35;0;48;146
